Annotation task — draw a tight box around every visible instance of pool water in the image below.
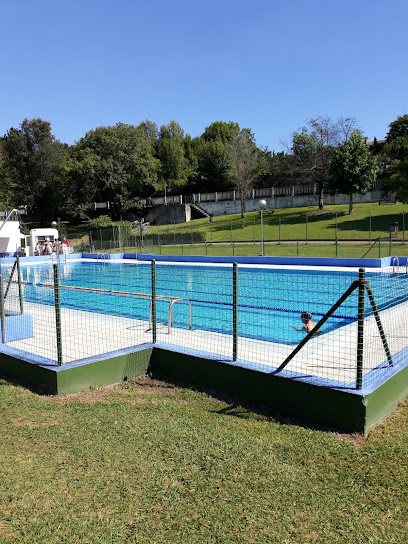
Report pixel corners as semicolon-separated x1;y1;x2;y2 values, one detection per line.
18;261;404;345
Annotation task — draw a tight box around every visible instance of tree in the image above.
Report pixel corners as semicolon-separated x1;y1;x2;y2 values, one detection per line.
203;121;240;144
157;138;188;195
0;156;16;209
67;123;160;218
230;129;259;218
193;137;233;192
386;114;408;141
159;120;185;145
137;119;159;148
2;118;65;220
291;116;360;210
386;158;408;202
328;131;378;214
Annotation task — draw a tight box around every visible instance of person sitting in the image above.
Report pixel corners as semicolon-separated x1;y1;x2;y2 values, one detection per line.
290;312;321;335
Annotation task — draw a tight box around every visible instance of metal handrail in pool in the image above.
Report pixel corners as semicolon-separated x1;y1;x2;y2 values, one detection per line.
148;296;192;334
392;257;400;274
96;253;109;264
168;298;192;334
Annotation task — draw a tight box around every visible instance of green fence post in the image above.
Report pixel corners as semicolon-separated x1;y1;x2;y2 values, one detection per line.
210;222;213;245
297;238;299;257
190;222;193;246
230;220;233;245
378;236;381;258
16;254;24;314
232;239;235;257
53;263;63;366
335;213;338;241
173;223;176;246
151;260;156;343
0;272;7;343
356;268;365;389
181;238;184;255
278;216;281;245
365;283;394;367
335;237;338;258
233;263;238;361
389;232;392;257
253;217;255;245
305;214;308;245
369;211;371;244
403;211;405;244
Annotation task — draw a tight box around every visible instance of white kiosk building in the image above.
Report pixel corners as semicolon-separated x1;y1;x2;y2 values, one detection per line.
0;211;25;256
26;228;59;256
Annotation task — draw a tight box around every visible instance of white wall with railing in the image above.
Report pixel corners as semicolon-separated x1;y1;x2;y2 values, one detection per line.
93;180;384;212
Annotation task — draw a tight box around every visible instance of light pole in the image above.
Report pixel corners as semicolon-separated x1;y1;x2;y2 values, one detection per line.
259;199;267;256
51;221;59;264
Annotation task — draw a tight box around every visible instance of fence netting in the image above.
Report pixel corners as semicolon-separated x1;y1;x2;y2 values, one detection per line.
0;257;407;390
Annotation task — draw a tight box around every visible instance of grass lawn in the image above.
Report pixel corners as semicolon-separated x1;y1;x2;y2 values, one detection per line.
1;376;407;543
146;203;408;243
116;241;408;259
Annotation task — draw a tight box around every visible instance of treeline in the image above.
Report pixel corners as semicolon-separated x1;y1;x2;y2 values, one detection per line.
0;114;407;222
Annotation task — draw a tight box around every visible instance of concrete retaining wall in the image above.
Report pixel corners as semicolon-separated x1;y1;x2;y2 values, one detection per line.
198;190;385;216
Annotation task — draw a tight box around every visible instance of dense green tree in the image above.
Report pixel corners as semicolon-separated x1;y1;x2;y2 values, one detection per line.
0;156;16;209
203;121;240;144
157;138;188;195
193;137;233;192
328;131;378;214
2;118;65;220
386;114;408;141
67;123;160;218
385;158;408;202
159;120;185;144
137;119;159;149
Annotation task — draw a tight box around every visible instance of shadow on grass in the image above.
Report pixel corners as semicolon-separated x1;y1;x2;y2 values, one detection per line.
149;371;358;436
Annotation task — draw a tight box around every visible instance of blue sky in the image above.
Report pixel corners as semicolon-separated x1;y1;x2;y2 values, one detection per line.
1;0;407;151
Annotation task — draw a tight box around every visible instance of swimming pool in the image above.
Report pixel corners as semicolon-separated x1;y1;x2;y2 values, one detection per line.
18;261;406;345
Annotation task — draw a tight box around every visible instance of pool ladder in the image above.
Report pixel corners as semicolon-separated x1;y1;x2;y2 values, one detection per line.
148;297;192;334
96;253;109;264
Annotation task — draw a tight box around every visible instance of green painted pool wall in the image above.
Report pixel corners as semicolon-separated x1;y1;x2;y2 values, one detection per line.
149;348;367;433
0;353;58;394
364;363;408;434
0;349;152;395
56;349;153;394
2;346;408;434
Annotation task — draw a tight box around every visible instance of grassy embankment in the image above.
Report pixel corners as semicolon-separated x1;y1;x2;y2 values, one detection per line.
115;202;408;258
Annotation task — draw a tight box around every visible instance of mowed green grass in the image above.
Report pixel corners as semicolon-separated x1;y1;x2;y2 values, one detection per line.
148;202;408;242
1;377;408;543
125;241;408;259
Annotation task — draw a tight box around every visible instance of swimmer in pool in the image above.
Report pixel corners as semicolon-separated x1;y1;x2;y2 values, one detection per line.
290;312;321;335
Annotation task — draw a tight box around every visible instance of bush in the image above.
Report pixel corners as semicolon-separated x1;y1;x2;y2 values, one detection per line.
87;215;113;229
